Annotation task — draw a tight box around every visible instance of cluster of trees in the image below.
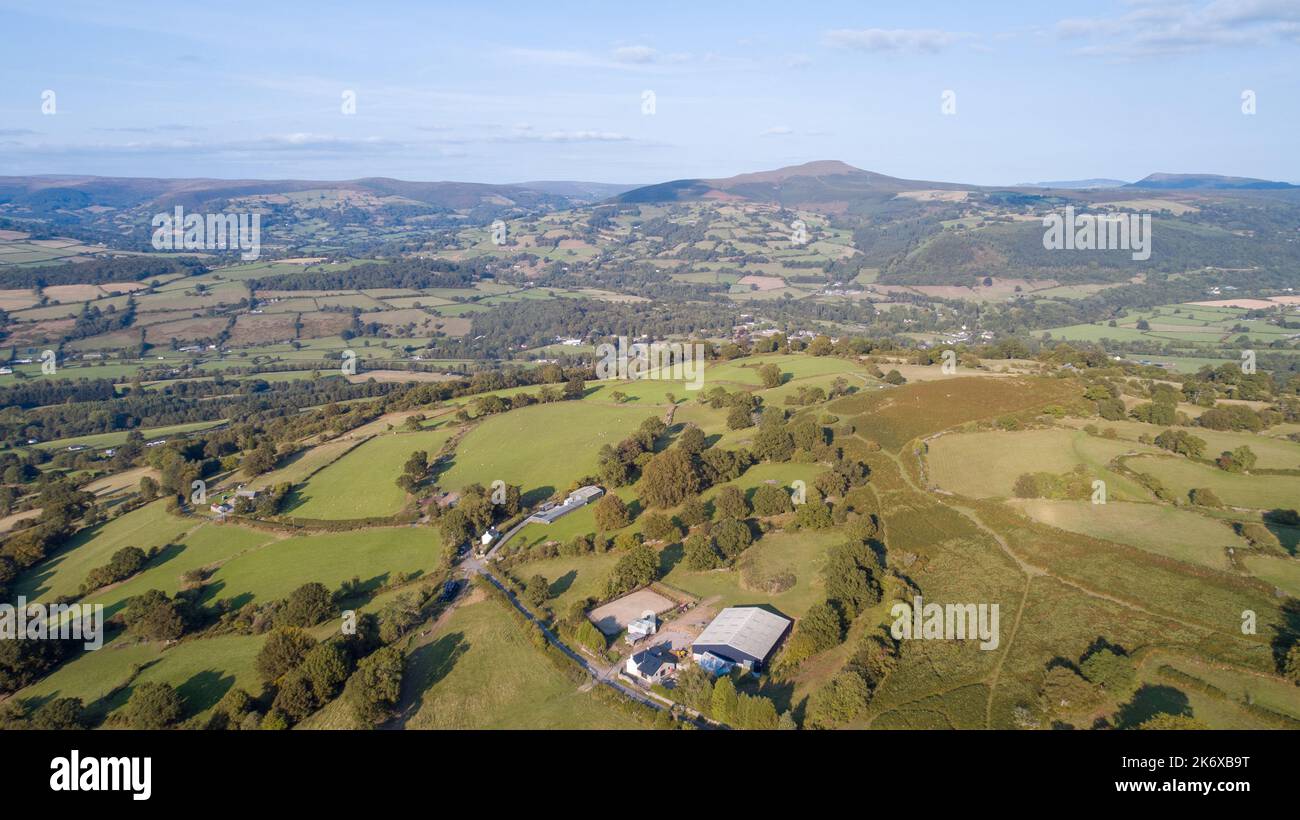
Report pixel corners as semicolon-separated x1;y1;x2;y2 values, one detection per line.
1012;465;1095;501
1035;642;1139;728
1;256;204;288
780;520;884;670
672;665;789;729
79;544;152;595
249;257;481;292
805;631;899;728
433;482;519;554
0;481;96;594
2;374;396;447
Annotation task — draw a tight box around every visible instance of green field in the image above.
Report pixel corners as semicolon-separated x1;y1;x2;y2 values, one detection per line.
1010;499;1244;571
15;500;194;603
287;427;455;519
1128;455;1300;509
927;428;1156;500
395;594;643;729
439;401;652;503
1058;418;1300;471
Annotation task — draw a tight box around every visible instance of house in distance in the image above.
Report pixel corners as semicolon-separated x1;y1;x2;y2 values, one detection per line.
527;485;604;524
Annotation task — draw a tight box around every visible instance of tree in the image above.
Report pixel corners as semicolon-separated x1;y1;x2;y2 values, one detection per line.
126;682;183;729
789;418;826;452
301;641;351;701
807;335;834;356
1154;429;1206;458
789;600;844;656
377;593;423;644
1189;487;1222;507
138;475;159;501
806;671;871;728
678;496;708;527
757;363;783;389
640;449;700;508
884;370;906;385
751;409;794;462
683;532;722;570
1282;644;1300;684
676;425;707;455
711;675;739;724
594;492;632;530
712;518;753;561
752;484;793;516
124;589;185;641
793;498;834;529
282;582;335;628
823;541;881;618
346;645;405;727
713;484;749;520
525;574;550;607
604;544;659;597
1217;445;1257;473
256;627;317;683
726;404;753;430
271;673;317;723
1080;648;1137;699
439;507;473;548
641;512;680;542
563;377;586;400
31;697;87;730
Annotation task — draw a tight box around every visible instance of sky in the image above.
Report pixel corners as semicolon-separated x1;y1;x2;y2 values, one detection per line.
0;0;1297;186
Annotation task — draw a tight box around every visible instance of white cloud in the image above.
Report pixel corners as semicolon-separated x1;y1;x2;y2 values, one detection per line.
824;28;971;53
612;45;658;64
1057;0;1300;57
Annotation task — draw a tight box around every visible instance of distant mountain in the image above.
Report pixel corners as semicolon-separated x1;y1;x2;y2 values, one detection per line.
0;174;584;214
1017;179;1128;189
614;160;971;211
1126;173;1298;190
515;180;639;202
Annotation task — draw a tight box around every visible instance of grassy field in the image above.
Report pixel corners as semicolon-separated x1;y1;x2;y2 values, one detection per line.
832;377;1081;452
286;427;455;519
927;428;1157;500
16;633;266;724
1058;418;1300;471
1010;499;1244;572
662;527;841;618
1128;455;1300;509
439;401;653;504
199;526;439;607
15;500;195;603
395;594;644;729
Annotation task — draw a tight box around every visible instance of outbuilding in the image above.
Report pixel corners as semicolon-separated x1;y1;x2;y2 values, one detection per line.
691;606;792;672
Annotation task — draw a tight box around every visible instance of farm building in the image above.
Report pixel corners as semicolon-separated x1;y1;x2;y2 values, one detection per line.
626;648;676;684
691;607;792;672
527;485;605;524
626;612;657;645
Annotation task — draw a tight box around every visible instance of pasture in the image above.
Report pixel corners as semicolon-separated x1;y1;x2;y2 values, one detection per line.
398;595;644;729
286;427;455;519
1127;455;1300;509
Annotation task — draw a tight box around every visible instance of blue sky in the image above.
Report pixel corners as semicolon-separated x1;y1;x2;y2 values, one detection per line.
1;0;1297;185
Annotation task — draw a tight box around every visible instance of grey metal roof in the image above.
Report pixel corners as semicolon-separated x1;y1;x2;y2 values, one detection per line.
692;607;791;662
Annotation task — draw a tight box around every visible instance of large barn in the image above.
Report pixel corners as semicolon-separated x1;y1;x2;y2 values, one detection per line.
691;606;792;672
